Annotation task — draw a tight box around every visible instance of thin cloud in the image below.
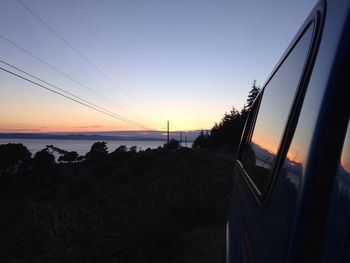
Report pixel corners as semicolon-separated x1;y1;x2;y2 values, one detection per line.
77;125;103;129
0;128;43;132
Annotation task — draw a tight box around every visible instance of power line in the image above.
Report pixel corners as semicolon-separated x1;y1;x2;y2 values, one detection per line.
16;0;144;108
0;34;152;124
0;34;126;111
0;62;151;130
0;59;149;130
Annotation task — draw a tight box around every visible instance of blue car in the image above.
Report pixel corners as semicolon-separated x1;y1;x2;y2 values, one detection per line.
226;0;350;262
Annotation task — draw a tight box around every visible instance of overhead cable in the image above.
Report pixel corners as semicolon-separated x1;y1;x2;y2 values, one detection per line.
0;62;151;130
0;34;127;111
16;0;144;107
0;59;149;130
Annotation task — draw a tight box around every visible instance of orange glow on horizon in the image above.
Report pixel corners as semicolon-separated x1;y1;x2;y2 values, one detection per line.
341;147;350;174
253;136;308;165
252;137;278;156
0;125;206;133
0;126;130;133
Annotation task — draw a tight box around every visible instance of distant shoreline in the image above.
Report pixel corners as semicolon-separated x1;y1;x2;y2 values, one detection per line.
0;133;171;142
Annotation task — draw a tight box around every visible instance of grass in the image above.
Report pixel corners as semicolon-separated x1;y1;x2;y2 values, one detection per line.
0;146;234;262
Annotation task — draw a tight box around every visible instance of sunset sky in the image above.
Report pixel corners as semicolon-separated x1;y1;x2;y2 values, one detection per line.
0;0;317;133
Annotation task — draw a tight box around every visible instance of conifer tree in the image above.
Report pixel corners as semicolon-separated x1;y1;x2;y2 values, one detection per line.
243;80;260;111
192;80;261;151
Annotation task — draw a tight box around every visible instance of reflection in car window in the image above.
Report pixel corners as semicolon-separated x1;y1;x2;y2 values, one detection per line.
242;24;314;194
340;121;350;175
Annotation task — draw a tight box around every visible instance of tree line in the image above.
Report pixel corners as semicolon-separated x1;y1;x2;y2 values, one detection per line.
192;80;260;152
0;141;233;262
0;80;260;262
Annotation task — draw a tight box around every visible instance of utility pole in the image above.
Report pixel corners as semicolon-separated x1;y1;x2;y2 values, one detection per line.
180;132;182;147
167;121;169;145
185;136;187;147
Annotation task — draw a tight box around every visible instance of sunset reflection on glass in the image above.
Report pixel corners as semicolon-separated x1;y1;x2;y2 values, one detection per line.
242;24;314;193
340;122;350;174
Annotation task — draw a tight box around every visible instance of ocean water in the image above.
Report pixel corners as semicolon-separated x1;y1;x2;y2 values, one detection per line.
0;138;182;155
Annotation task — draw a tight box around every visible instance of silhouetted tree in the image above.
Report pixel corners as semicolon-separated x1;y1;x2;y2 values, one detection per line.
46;145;66;155
58;151;79;163
32;148;56;187
0;143;31;176
240;80;261;136
85;142;110;179
109;144;137;164
46;145;80;163
192;80;261;152
0;142;235;262
85;142;108;162
114;145;127;153
129;145;137;153
244;80;260;111
192;131;210;149
208;106;242;151
164;139;180;150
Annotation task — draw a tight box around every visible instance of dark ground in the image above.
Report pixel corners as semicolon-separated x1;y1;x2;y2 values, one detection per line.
0;145;234;263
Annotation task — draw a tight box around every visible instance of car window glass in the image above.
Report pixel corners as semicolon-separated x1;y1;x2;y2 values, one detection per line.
340;121;350;176
242;24;314;194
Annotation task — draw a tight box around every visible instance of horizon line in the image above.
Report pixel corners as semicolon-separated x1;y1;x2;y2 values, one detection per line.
0;129;209;134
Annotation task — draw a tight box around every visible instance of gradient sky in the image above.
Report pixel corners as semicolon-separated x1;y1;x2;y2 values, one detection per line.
0;0;317;133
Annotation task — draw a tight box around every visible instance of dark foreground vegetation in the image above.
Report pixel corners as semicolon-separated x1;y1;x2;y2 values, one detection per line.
0;81;260;262
0;142;234;263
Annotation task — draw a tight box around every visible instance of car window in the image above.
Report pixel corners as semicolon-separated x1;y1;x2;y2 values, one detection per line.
241;24;314;195
340;121;350;176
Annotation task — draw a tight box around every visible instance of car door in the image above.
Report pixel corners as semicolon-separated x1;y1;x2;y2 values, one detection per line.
321;119;350;263
226;3;325;262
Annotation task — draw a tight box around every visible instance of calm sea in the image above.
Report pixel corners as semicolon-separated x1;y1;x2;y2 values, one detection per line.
0;139;182;155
